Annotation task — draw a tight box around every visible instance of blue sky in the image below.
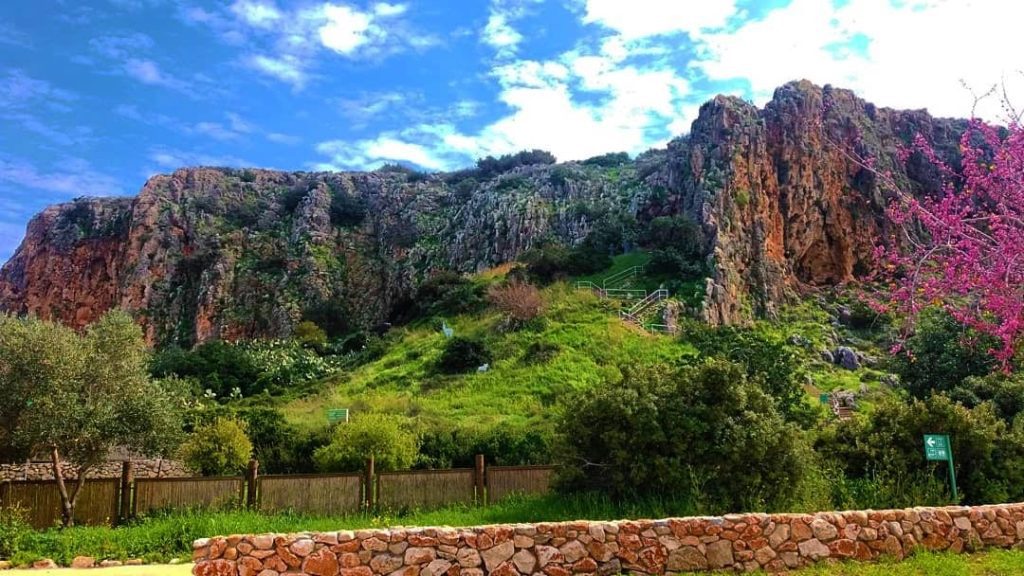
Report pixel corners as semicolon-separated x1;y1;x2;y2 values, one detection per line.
1;0;1020;262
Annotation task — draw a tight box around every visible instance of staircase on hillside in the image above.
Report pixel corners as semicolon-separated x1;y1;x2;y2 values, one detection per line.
620;289;669;327
575;266;647;300
829;391;857;420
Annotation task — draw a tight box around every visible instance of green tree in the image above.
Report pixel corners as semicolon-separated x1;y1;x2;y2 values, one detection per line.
889;309;999;398
1;311;183;527
314;413;418;472
436;337;492;374
179;418;253;476
558;360;813;512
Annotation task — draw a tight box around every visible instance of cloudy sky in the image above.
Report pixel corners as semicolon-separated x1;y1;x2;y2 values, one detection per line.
0;0;1020;262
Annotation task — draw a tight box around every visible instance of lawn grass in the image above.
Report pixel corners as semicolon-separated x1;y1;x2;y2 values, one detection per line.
6;566;191;575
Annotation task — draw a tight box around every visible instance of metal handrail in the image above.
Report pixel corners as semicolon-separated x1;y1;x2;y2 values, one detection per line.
601;266;645;289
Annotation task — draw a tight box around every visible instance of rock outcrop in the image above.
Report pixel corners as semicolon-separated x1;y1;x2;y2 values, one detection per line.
0;81;965;345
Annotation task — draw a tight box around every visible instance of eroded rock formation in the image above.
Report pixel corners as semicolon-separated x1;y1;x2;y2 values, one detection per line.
0;81;964;345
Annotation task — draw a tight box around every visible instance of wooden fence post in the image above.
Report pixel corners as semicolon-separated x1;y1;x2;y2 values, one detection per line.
118;461;133;524
474;454;486;505
246;459;260;510
365;456;375;510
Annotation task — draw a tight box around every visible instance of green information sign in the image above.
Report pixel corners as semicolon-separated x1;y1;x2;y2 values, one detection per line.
923;434;958;502
924;434;950;460
327;408;349;424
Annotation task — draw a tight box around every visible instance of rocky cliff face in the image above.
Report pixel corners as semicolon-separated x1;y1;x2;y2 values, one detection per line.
0;82;964;345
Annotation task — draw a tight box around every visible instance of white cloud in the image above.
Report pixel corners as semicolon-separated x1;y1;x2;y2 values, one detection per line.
0;156;123;197
695;0;1024;120
229;0;282;28
267;132;301;145
191;1;431;89
481;0;542;59
580;0;738;38
373;3;406;17
245;54;307;89
319;4;375;55
147;148;252;170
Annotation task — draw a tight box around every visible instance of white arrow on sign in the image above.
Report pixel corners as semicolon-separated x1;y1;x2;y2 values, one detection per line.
927;437;936;447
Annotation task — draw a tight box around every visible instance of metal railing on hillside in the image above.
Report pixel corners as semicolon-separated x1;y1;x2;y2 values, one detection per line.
620;288;669;323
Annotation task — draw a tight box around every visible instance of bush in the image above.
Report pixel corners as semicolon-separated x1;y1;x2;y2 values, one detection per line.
436;337;492;374
278;185;309;212
522;342;560;364
293;321;327;349
396;272;485;323
888;309;999;398
329;189;367;227
640;216;703;260
314;413;418;472
415;424;554;469
179;418;253;476
476;150;556;178
557;360;814;512
151;341;261;399
488;282;545;330
680;321;810;425
581;152;631;168
0;505;28;559
817;394;1024;505
521;244;572;284
648;248;703;278
237;408;303;474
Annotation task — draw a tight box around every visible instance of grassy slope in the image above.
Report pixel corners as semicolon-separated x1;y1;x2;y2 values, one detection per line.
283;280;694;433
281;253;892;433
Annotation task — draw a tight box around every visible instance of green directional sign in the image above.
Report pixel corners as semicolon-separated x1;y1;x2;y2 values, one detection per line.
327;408;349;424
923;433;958;502
924;434;950;461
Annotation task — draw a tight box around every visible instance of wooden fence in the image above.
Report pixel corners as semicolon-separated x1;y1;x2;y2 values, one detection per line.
378;469;477;509
0;458;557;528
134;476;244;515
487;465;555;503
258;474;363;516
0;479;119;529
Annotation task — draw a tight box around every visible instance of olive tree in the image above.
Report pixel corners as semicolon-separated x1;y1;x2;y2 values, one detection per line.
0;311;183;527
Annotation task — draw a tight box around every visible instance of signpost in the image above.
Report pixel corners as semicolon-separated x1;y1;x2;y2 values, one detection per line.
924;434;958;502
327;408;349;425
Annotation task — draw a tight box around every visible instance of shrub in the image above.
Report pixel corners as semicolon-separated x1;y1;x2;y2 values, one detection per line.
278;185;309;212
476;150;556;178
436;337;492;374
452;177;479;202
581;152;631;168
817;394;1024;505
0;505;28;559
488;282;545;330
179;418;253;476
521;244;572;284
314;413;418;472
237;408;302;474
151;341;260;399
329;189;367;227
680;322;810;425
522;342;560;364
647;248;703;278
398;272;485;322
294;321;327;349
640;216;704;260
557;360;814;512
888;309;998;399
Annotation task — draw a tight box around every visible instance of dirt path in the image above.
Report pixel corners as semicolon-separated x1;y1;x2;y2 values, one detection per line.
5;565;192;575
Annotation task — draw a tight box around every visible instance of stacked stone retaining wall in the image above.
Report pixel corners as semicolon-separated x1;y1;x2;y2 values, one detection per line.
193;503;1024;575
0;459;189;481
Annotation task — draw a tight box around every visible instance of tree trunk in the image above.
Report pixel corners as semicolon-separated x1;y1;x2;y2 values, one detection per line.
50;447;74;528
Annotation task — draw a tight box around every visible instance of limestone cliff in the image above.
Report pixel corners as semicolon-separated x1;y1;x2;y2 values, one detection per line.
0;81;965;345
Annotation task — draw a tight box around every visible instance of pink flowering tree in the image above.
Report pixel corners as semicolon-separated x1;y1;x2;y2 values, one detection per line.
870;108;1024;366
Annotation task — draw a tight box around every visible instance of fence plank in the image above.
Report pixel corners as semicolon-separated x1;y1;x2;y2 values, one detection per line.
0;480;119;529
134;477;243;515
377;469;475;510
258;474;362;516
487;466;556;503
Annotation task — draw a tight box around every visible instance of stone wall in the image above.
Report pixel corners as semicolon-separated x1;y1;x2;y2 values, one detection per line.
192;503;1024;575
0;459;190;482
